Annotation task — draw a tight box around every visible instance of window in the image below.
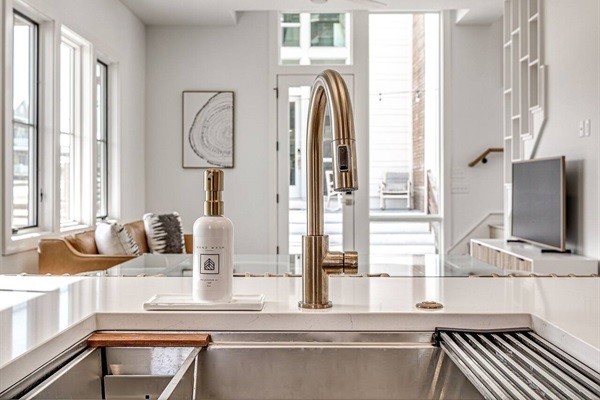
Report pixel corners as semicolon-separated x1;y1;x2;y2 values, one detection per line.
281;14;300;47
310;13;346;47
59;39;79;227
279;13;351;66
12;12;38;233
5;8;119;254
95;61;108;219
58;27;94;230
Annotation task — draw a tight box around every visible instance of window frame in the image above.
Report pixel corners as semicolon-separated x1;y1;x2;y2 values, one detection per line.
95;60;109;220
2;3;57;256
58;26;95;232
11;10;40;233
59;35;81;228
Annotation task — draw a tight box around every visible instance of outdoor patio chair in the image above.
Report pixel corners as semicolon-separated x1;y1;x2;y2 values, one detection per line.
325;170;342;210
379;172;412;210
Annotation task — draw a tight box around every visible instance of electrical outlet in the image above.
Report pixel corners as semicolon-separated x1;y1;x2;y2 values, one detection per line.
451;182;470;194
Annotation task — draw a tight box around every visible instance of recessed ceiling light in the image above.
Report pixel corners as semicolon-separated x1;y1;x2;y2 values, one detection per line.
310;0;328;4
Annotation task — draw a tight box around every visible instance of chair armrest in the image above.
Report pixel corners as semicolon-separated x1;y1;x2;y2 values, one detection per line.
38;239;136;275
184;234;193;254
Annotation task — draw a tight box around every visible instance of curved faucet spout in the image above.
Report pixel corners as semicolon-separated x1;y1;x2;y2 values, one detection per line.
300;70;359;309
306;70;358;236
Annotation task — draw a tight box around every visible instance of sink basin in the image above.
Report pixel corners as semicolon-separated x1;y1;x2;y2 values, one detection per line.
195;332;483;400
4;332;481;400
8;330;597;399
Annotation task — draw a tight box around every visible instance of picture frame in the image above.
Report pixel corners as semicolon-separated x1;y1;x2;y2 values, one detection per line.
182;91;234;168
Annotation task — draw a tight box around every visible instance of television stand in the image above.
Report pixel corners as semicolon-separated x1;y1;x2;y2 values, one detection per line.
506;239;573;254
470;239;597;274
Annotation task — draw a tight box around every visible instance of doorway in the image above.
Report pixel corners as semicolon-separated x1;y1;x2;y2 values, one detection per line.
277;74;355;256
275;13;442;260
368;13;442;262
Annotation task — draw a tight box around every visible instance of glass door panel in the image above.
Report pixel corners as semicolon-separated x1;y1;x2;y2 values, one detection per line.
277;75;354;256
368;13;442;261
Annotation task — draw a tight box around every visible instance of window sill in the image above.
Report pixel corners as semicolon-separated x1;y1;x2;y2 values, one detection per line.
4;224;93;256
4;230;53;256
60;223;92;234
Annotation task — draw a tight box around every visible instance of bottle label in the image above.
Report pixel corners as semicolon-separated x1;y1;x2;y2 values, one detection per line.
194;237;227;294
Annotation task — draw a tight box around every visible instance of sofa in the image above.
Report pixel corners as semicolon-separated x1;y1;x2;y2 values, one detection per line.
38;220;192;275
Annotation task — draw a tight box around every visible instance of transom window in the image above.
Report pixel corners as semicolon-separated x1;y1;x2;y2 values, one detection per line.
279;12;351;66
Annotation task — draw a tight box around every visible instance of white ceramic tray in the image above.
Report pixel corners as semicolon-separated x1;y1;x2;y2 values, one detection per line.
144;293;264;311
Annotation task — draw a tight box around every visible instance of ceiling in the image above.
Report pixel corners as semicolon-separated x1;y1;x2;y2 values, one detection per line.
118;0;504;26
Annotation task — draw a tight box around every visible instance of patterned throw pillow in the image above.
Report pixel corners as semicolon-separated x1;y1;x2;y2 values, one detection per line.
143;212;186;254
95;222;142;256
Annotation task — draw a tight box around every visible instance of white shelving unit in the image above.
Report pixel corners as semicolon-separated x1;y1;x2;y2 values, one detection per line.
471;239;598;274
503;0;546;237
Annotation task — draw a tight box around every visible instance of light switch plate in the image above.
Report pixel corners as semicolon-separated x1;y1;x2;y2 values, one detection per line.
451;182;470;194
452;167;466;178
584;119;591;136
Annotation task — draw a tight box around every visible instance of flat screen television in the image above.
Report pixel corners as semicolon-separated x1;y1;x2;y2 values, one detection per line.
511;156;566;251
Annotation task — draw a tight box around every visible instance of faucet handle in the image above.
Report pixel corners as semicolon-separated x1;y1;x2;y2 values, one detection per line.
323;251;358;275
343;251;358;275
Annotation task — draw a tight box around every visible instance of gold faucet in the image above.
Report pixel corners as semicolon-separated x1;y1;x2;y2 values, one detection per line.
299;70;359;309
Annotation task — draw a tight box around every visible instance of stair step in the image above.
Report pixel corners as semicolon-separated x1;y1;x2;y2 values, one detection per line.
370;244;437;255
370;234;435;245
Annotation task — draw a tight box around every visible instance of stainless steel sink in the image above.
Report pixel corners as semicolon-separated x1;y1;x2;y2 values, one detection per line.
195;332;483;399
2;332;481;400
5;330;598;400
8;346;197;400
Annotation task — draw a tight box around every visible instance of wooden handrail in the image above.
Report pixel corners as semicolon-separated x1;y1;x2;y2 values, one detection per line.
468;148;503;167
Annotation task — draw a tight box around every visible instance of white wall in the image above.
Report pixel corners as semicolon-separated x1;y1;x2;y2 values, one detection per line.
446;18;505;248
146;11;506;256
0;0;146;273
535;0;599;258
145;12;272;254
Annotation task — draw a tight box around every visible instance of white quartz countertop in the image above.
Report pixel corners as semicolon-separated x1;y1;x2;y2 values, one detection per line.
0;275;599;392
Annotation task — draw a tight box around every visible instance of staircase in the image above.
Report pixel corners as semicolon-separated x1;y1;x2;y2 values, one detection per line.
288;210;437;258
370;221;436;258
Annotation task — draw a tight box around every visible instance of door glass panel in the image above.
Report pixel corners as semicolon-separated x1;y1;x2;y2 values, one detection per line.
369;13;441;261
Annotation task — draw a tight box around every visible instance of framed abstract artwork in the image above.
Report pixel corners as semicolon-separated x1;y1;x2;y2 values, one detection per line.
182;91;234;168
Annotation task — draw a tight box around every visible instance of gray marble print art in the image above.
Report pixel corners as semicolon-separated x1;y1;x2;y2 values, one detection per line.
183;91;233;168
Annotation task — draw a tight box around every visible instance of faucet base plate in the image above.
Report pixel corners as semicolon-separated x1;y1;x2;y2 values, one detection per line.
298;301;332;309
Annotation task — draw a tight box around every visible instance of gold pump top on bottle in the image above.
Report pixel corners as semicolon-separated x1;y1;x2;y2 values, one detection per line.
204;169;224;216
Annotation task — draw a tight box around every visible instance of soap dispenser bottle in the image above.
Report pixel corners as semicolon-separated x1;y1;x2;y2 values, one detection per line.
192;169;234;303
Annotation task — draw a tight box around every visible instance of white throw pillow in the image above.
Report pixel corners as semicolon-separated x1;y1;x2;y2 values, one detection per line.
143;212;186;254
95;222;141;256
